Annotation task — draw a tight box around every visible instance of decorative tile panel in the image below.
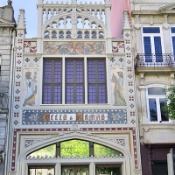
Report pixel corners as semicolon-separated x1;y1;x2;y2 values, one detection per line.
43;41;105;55
22;109;127;125
24;41;37;53
112;41;125;53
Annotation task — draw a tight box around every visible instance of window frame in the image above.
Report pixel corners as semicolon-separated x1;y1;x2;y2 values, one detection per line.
146;86;169;123
42;57;107;105
171;27;175;54
142;27;164;62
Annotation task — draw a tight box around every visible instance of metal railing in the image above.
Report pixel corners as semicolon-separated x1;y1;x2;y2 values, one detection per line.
135;53;175;68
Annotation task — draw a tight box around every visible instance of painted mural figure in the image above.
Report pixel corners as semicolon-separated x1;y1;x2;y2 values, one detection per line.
112;72;126;106
23;72;37;106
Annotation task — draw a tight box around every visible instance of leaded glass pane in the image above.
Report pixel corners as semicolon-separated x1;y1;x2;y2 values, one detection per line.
66;60;74;83
96;165;121;175
88;60;95;82
43;60;52;83
88;85;96;103
76;60;83;82
60;140;89;157
149;98;158;121
94;144;121;157
54;85;61;104
66;85;74;104
43;85;51;104
98;85;106;103
28;144;56;157
76;85;84;103
98;60;105;82
54;61;62;82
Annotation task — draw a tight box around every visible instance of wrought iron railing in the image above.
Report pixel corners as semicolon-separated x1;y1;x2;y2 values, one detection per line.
135;53;175;68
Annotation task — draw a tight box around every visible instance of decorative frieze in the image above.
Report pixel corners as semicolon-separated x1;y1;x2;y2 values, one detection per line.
22;109;127;125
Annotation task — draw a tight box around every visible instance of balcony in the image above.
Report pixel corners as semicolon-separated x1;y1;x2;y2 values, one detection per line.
135;53;175;68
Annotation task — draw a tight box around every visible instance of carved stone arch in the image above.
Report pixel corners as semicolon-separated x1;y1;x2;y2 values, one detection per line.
42;12;106;33
18;132;132;166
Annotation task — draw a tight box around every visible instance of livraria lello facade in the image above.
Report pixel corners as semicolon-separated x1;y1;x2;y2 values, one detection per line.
0;0;175;175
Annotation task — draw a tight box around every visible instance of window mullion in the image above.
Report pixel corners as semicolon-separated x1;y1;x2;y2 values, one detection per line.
84;57;88;104
74;60;76;103
62;57;65;104
156;97;161;122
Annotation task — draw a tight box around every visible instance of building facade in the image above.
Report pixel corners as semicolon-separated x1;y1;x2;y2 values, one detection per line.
3;0;142;175
131;0;175;174
0;1;16;175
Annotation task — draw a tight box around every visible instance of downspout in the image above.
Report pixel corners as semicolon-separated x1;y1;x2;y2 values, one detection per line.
4;28;16;175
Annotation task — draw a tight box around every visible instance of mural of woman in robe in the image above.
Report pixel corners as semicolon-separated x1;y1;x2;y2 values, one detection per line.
23;72;37;106
112;72;126;106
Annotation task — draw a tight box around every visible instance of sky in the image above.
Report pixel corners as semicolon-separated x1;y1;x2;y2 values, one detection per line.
0;0;106;38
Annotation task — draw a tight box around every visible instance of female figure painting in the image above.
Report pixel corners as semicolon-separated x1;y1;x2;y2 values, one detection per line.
111;72;126;106
23;72;37;106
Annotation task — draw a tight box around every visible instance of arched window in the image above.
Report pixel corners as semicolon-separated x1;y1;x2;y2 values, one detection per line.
27;139;122;158
84;31;89;39
52;31;57;39
59;31;64;38
77;31;82;39
66;31;71;39
44;31;50;38
99;31;104;39
92;31;97;39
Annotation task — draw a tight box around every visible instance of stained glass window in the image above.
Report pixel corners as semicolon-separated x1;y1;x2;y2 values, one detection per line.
28;144;56;157
60;140;89;157
43;58;107;104
94;144;121;157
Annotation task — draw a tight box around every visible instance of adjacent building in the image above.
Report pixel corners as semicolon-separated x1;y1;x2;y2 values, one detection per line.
132;0;175;174
0;1;16;175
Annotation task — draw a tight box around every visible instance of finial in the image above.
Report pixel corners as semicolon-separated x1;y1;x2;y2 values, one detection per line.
8;0;12;6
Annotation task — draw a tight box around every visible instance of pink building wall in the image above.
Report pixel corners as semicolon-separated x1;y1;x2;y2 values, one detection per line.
110;0;131;38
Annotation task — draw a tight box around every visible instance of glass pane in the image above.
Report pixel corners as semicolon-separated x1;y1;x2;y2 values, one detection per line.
60;140;89;157
29;169;35;175
172;37;175;54
54;60;62;82
88;85;96;103
62;166;89;175
159;98;168;121
76;85;84;103
98;60;105;82
144;37;152;62
88;60;95;82
43;60;52;83
66;85;74;104
143;27;160;33
94;144;121;157
149;98;158;121
29;167;54;175
76;60;83;83
96;165;121;175
28;144;56;157
148;87;165;95
154;37;162;62
43;85;51;104
171;27;175;33
54;85;61;104
152;162;168;175
66;60;74;83
98;85;106;103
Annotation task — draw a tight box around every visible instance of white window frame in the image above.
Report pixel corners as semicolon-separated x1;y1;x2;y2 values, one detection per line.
170;26;175;54
142;26;164;56
146;86;169;123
